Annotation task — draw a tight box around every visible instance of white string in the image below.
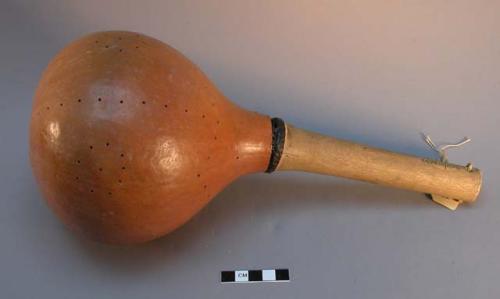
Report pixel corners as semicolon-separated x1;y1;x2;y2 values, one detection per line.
421;133;471;163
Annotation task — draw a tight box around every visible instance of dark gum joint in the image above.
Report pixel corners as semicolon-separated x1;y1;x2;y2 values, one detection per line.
266;117;286;173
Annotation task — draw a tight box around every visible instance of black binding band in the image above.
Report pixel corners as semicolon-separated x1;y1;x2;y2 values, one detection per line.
266;117;286;173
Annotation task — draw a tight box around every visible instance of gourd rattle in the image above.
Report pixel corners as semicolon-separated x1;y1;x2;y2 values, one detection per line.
30;31;482;244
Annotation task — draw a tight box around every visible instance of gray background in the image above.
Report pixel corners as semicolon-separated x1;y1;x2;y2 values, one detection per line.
1;1;499;298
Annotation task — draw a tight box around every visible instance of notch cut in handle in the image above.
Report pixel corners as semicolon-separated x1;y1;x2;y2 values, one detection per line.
275;124;482;203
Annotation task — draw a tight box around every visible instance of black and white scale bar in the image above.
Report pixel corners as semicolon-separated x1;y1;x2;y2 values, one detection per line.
221;269;290;283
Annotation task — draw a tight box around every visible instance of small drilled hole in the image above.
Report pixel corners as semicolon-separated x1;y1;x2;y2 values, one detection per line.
184;109;188;112
77;99;82;103
121;166;126;170
46;106;50;110
77;160;81;164
105;142;110;146
142;101;146;104
98;98;102;102
202;114;205;118
197;174;200;178
59;103;63;107
236;156;240;160
75;176;79;180
119;100;123;104
216;120;220;125
120;153;124;157
207;156;211;160
119;49;123;52
135;46;139;49
118;179;122;183
99;168;103;172
105;45;109;48
164;104;168;108
214;136;217;140
89;146;93;150
90;189;94;193
108;192;112;196
203;185;207;189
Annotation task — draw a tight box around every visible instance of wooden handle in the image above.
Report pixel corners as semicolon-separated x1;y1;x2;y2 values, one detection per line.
276;124;482;202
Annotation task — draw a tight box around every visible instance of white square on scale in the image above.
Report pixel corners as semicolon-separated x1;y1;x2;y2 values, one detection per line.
234;270;249;282
262;269;276;281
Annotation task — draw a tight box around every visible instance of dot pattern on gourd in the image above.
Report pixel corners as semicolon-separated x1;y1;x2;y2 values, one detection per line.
30;31;272;244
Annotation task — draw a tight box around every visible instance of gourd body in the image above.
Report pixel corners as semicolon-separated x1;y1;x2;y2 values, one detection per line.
30;31;271;244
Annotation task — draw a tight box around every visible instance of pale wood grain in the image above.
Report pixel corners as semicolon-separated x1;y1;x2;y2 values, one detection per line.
277;124;481;202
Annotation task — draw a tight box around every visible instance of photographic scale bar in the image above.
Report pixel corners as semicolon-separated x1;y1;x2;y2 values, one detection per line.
221;269;290;283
